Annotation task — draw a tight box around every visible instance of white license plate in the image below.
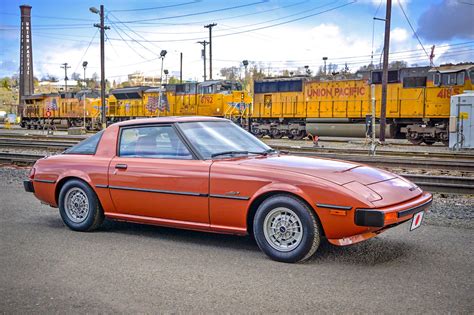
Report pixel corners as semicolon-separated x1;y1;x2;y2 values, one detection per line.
410;211;424;231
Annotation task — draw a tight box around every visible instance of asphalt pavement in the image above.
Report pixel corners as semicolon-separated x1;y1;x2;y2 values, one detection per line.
0;174;473;313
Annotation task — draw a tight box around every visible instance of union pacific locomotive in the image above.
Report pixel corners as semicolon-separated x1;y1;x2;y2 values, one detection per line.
20;80;250;130
251;64;473;144
20;64;473;145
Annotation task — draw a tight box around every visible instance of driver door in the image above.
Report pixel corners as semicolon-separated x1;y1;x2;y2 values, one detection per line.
107;124;211;225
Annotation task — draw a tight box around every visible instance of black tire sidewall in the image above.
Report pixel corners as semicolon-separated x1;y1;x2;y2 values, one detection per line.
59;179;98;231
253;196;316;263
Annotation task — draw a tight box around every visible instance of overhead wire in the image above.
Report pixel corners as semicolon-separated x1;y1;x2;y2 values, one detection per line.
72;29;99;74
397;0;431;62
109;0;269;24
108;0;201;12
105;1;356;43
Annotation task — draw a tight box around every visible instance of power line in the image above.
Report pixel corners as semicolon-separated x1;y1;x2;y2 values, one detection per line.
110;23;148;60
105;1;356;43
108;0;201;12
107;12;164;54
72;29;99;74
110;1;268;24
397;0;431;62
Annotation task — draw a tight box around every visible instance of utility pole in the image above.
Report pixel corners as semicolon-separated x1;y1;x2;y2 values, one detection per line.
197;41;208;81
60;62;71;93
204;23;217;80
380;0;391;143
91;5;110;129
180;52;183;83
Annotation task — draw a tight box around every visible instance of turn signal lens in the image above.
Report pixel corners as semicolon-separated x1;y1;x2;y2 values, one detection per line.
384;212;397;223
29;167;36;179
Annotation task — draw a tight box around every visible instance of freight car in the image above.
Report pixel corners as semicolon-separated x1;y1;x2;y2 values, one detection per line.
251;64;474;144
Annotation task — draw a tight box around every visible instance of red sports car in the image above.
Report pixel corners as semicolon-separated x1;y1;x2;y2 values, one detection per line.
24;117;432;263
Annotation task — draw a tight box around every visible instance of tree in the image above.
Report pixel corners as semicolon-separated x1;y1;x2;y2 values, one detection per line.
220;66;240;80
389;60;408;69
41;74;59;82
168;77;181;84
71;72;81;81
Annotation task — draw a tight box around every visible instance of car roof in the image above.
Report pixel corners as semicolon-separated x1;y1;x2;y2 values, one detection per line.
113;116;229;127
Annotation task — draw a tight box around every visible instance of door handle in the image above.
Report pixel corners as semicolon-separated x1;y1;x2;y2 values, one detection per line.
115;164;128;169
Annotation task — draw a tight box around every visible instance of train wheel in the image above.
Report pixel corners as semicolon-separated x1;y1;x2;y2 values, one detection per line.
423;139;436;145
272;130;283;139
408;137;423;145
292;130;306;140
406;132;423;145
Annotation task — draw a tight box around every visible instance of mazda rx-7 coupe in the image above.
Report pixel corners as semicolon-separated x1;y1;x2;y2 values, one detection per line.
24;117;432;263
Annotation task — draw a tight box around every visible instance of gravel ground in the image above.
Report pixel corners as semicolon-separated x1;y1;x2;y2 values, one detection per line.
3;167;472;229
1;166;473;313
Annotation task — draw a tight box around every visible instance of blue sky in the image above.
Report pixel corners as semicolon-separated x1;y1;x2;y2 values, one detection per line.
1;0;473;82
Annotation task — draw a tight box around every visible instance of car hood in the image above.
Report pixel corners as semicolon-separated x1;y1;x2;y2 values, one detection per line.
238;155;396;185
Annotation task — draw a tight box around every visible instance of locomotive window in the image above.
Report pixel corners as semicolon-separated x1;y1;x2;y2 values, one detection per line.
277;80;303;92
254;82;278;94
64;131;104;155
441;73;459;86
433;73;441;86
456;72;465;85
371;70;399;84
403;77;427;88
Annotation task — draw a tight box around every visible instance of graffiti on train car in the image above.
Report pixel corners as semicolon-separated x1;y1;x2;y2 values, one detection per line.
306;86;366;98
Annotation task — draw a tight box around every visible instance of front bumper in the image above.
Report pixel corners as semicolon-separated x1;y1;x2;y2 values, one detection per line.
328;193;433;246
23;180;35;193
355;194;433;227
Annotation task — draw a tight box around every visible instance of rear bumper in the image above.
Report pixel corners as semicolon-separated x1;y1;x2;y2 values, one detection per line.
23;180;35;193
354;193;432;228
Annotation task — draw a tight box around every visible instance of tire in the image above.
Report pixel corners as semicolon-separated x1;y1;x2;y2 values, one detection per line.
58;179;104;232
253;194;321;263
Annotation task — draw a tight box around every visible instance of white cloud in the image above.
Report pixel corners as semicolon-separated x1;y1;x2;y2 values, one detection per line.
391;27;409;42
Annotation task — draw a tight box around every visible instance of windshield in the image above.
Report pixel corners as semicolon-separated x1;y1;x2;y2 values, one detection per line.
178;121;271;159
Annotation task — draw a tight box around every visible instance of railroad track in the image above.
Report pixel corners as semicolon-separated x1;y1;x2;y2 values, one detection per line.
1;138;474;172
0;152;472;195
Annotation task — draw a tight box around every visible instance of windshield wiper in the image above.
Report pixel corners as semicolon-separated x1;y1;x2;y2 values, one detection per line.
211;150;249;158
248;148;277;156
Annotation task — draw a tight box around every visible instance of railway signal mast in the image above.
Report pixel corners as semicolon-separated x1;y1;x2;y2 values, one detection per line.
90;5;110;130
60;63;70;93
380;0;392;143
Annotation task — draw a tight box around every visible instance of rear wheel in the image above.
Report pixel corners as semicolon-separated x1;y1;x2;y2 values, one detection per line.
59;179;104;231
253;194;321;263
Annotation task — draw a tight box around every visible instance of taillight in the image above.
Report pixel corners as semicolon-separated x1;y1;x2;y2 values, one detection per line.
29;167;36;179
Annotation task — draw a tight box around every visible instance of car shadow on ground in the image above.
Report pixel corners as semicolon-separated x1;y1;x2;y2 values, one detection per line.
44;217;415;265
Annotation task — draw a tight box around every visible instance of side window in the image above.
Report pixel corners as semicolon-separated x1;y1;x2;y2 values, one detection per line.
64;130;104;155
470;70;474;83
433;73;441;86
119;125;192;159
456;72;465;86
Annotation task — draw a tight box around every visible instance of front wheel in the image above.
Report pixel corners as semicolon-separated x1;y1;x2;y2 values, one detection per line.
253;195;321;263
59;179;104;232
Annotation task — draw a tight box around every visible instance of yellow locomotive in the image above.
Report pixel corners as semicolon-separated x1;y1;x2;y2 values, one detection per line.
21;90;102;129
20;80;251;130
108;80;250;123
251;64;473;144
